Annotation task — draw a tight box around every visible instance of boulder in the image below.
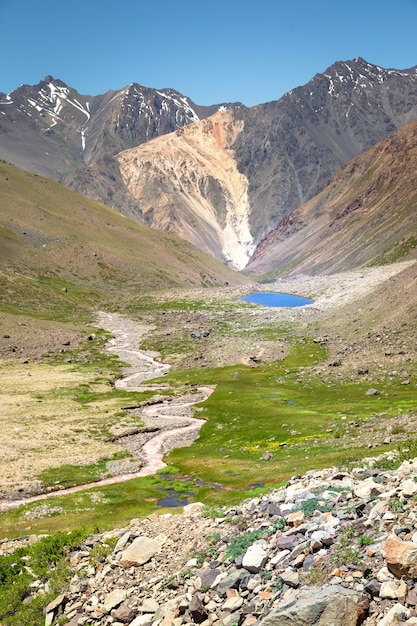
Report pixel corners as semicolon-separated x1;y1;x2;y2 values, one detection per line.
102;588;127;613
259;585;368;625
120;535;161;566
242;542;268;573
382;535;417;579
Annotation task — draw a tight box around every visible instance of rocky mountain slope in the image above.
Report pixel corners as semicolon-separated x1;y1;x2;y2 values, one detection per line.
8;453;417;626
107;58;417;267
0;160;245;314
0;77;241;183
2;59;417;269
233;58;417;239
246;117;417;277
117;110;254;269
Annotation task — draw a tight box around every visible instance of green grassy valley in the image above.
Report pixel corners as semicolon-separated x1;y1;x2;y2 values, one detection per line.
1;154;417;626
0;159;416;541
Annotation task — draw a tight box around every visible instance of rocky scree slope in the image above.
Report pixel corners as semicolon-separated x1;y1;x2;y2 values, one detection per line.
246;117;417;276
116;110;254;269
11;455;417;626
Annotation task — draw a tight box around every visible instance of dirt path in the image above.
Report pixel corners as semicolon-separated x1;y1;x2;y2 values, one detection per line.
0;313;213;513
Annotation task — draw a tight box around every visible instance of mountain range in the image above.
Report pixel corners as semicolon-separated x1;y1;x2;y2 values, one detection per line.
1;57;417;271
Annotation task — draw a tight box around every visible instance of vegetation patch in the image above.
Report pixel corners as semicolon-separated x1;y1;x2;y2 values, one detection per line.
0;530;85;626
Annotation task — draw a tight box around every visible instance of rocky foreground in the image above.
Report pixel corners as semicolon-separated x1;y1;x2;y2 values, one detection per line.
7;452;417;626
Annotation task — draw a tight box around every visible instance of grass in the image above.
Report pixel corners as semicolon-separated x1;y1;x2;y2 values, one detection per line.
160;339;416;491
0;529;85;626
0;329;169;500
38;450;132;489
1;322;416;539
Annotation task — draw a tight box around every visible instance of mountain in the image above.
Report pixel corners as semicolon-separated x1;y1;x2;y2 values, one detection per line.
0;160;246;319
106;58;417;267
0;76;242;182
116;109;254;269
245;117;417;277
1;59;417;269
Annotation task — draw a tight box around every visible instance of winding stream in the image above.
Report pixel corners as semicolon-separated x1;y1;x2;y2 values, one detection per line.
0;313;213;513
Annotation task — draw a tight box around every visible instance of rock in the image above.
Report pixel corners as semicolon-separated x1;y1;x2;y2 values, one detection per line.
129;616;154;626
44;593;67;624
138;598;159;613
188;593;208;623
259;585;369;625
379;579;407;600
120;535;161;566
365;388;380;395
310;530;334;549
286;510;305;526
378;603;410;626
353;478;385;499
280;568;299;588
102;588;127;613
222;594;244;611
364;578;381;597
113;602;136;623
275;535;299;550
401;478;417;497
197;567;222;588
242;543;268;573
382;535;417;579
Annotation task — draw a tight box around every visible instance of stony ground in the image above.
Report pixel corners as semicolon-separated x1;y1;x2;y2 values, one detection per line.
2;261;417;624
7;451;417;625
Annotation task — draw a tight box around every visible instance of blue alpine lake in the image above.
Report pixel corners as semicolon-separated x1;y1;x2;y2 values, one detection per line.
241;292;313;307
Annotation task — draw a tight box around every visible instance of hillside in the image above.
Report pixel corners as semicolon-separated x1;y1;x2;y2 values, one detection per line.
0;160;247;356
111;59;417;266
116;110;254;270
246;117;417;277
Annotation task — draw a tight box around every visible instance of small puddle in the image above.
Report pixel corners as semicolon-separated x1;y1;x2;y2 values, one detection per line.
195;479;224;490
157;490;194;507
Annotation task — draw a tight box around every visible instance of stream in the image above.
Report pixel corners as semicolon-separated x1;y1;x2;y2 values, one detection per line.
0;312;213;513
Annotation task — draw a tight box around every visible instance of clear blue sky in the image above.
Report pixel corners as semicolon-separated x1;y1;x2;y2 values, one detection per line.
1;0;417;107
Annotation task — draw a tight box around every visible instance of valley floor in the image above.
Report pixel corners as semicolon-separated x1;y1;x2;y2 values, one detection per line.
0;260;416;509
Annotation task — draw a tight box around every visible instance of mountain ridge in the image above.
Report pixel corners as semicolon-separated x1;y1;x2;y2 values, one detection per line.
246;117;417;276
0;76;243;181
1;58;417;269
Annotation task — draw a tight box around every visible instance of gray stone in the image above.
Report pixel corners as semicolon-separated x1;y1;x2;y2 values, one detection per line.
259;585;368;625
242;542;268;573
120;536;161;566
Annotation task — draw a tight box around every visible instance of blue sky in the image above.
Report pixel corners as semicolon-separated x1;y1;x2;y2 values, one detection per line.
1;0;417;107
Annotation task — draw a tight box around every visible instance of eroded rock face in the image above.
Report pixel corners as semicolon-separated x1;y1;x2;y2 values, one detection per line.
117;110;255;270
